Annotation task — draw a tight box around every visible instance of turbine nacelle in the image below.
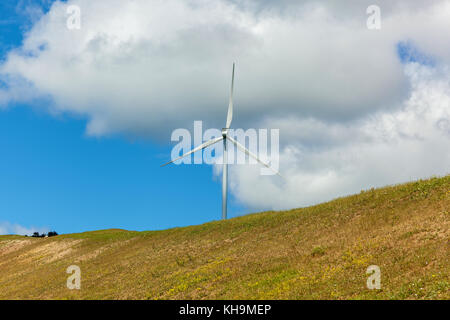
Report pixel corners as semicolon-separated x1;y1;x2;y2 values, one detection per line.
221;128;229;137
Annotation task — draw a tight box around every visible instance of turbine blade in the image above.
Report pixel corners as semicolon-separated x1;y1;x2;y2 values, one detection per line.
161;136;223;167
227;136;283;178
225;62;235;128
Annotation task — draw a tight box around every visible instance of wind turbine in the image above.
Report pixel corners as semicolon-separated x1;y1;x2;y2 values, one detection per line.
162;63;280;219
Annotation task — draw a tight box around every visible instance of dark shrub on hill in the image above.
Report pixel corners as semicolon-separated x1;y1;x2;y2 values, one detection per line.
31;232;51;237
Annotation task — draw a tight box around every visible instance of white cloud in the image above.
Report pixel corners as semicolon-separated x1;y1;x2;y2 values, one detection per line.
4;0;450;134
0;222;49;236
228;63;450;210
0;0;449;211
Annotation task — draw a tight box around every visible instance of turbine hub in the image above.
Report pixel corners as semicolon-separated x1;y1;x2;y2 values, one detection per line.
221;128;228;137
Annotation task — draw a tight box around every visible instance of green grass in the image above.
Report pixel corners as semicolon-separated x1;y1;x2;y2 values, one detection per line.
0;175;448;300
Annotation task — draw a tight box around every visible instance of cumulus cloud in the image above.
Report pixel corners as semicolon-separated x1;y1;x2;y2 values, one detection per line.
0;222;49;235
4;0;450;134
229;63;450;210
0;0;449;210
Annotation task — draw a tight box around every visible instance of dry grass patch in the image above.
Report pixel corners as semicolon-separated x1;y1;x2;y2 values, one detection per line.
0;175;448;299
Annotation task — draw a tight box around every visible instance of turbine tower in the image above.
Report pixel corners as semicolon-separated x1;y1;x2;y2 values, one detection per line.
162;63;280;219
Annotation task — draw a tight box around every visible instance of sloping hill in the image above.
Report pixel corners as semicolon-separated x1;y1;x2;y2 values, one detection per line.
0;176;448;300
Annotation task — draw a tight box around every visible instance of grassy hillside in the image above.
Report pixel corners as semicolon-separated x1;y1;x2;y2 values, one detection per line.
0;175;448;300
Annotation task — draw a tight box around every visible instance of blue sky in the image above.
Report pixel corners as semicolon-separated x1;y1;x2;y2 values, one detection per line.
0;1;243;234
397;41;435;66
0;105;243;234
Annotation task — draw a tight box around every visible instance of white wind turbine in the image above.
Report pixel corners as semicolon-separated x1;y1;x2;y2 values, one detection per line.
162;63;281;219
